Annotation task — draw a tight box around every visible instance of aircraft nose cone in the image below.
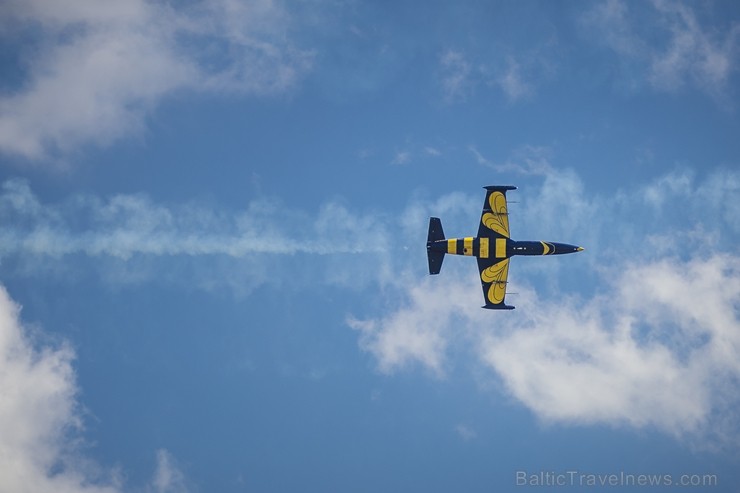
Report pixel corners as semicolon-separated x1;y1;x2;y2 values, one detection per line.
576;246;584;252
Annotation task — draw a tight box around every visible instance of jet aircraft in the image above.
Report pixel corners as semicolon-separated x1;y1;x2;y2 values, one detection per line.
426;185;584;309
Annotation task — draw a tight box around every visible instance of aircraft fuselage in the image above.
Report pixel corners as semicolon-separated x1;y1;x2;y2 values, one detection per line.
427;237;583;260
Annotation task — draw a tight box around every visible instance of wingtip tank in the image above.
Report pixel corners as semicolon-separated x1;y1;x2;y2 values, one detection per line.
483;185;517;192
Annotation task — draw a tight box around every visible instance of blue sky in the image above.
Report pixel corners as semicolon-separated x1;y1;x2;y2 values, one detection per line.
1;1;739;491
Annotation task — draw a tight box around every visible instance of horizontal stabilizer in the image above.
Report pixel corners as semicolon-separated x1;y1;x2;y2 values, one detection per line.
428;251;445;275
427;217;446;275
427;217;445;242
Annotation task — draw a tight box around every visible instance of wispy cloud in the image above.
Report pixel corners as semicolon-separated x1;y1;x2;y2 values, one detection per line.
0;0;313;161
391;150;411;165
439;50;537;103
469;145;552;175
493;57;533;102
438;50;474;102
387;141;445;166
454;423;477;442
348;166;740;447
582;0;739;99
648;0;738;95
150;449;191;493
437;36;557;104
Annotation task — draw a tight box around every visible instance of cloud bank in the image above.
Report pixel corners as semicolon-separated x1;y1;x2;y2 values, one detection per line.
352;255;740;439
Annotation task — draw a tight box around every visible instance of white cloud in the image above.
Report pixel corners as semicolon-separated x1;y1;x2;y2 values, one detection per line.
0;284;120;493
469;146;492;167
386;142;445;165
454;423;477;441
352;254;740;442
0;10;193;160
438;50;474;102
0;0;313;161
494;58;533;102
582;0;739;98
487;254;740;438
648;0;737;94
391;150;411;165
0;282;192;492
469;145;552;176
150;449;190;493
438;50;544;103
581;0;643;58
641;167;693;209
349;275;464;376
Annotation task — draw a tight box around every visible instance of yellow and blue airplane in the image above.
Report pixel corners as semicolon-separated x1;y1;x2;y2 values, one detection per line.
426;185;584;309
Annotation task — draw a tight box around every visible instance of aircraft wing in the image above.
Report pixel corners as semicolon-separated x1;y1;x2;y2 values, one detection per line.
477;185;516;239
477;257;514;310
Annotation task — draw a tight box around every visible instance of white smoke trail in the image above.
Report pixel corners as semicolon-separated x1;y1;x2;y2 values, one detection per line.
0;179;389;260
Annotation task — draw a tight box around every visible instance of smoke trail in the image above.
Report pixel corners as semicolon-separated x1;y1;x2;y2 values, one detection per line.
0;179;389;260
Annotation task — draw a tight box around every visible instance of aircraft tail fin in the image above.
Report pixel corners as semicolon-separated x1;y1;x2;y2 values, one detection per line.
427;217;445;275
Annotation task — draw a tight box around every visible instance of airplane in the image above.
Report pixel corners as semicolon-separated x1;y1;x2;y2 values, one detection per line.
426;185;584;309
